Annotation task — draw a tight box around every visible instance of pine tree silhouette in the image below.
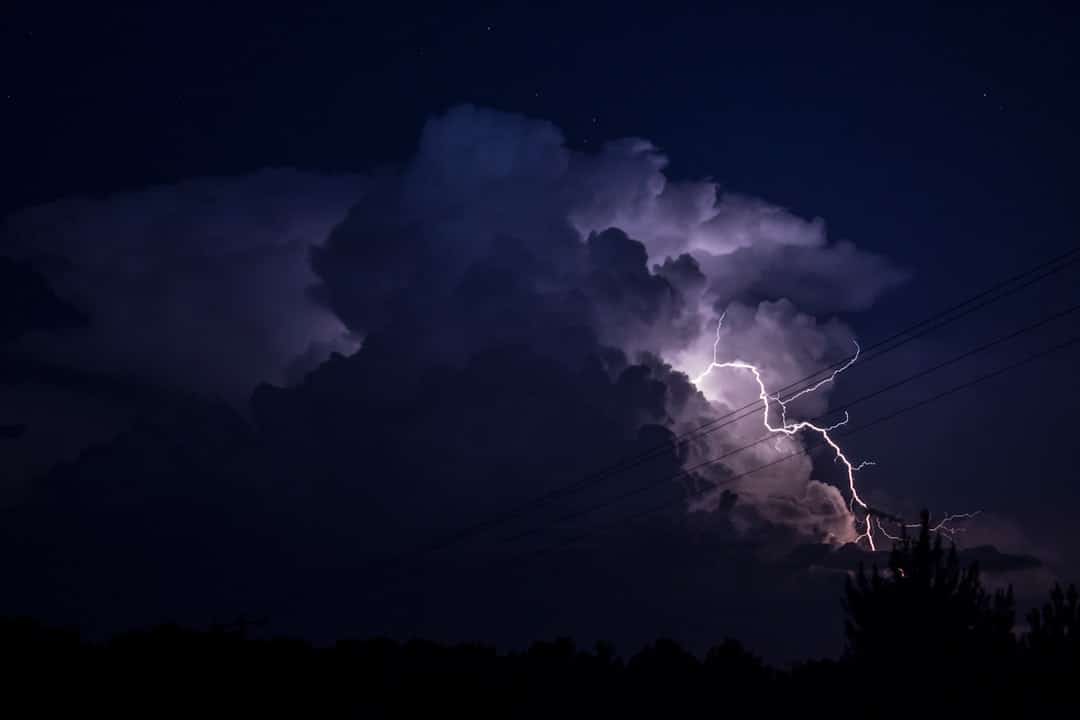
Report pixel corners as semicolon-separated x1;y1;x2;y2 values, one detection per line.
1026;583;1080;663
843;510;1015;700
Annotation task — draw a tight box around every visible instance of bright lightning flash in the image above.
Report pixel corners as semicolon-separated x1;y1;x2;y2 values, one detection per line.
876;511;983;544
693;313;878;548
692;313;978;551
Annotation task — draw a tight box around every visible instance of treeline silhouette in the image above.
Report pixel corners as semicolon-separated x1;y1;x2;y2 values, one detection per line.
3;515;1078;717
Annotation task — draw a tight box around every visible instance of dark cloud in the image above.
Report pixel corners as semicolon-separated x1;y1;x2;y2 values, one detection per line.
0;256;87;345
303;108;905;549
1;169;365;399
0;258;94;475
0;105;944;661
0;424;26;440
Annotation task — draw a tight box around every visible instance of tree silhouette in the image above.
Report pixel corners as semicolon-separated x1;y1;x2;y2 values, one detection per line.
12;511;1080;714
1021;582;1080;707
1026;583;1080;664
843;510;1015;703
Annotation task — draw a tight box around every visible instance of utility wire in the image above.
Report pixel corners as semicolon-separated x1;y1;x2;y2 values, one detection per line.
405;246;1080;558
501;299;1080;542
524;332;1080;558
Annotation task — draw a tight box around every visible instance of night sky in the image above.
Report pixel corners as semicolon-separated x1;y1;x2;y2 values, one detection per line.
2;1;1078;662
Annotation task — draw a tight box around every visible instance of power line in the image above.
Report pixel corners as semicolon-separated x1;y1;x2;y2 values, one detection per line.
405;246;1080;558
526;332;1080;558
500;299;1080;543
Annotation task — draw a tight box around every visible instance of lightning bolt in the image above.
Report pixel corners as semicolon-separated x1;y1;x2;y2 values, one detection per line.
693;313;981;551
876;511;982;544
693;312;879;548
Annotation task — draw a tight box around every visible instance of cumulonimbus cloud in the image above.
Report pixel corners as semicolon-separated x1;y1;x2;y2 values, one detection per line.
3;105;907;546
4;105;1001;660
309;104;908;543
1;168;366;399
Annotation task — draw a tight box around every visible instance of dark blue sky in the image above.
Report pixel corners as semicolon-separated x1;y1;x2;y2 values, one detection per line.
1;1;1078;659
4;1;1077;331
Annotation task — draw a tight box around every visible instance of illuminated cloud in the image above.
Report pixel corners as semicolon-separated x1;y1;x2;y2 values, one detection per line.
2;105;909;553
1;169;365;399
312;104;907;544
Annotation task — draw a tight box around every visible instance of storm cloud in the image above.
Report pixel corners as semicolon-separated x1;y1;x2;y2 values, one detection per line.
1;105;928;659
1;169;366;399
309;104;907;543
0;105;913;543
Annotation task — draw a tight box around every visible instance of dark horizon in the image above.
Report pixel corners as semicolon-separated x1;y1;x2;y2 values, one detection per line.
6;520;1079;716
